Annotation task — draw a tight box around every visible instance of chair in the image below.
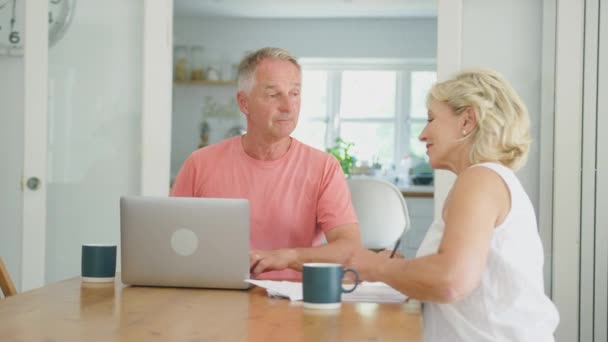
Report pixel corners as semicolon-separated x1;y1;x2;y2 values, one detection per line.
347;178;411;251
0;257;17;297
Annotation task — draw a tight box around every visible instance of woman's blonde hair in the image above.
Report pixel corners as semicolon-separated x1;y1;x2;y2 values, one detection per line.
427;68;532;170
237;47;300;93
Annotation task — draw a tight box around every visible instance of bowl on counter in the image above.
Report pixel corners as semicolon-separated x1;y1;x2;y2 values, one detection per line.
411;173;434;185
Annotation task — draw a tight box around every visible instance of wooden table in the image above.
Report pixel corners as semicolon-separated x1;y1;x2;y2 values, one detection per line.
0;276;422;341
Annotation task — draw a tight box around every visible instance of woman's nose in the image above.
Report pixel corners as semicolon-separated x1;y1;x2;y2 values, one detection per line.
419;126;428;142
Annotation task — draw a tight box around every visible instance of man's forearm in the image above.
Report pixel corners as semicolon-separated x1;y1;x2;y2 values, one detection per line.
288;241;355;271
289;224;361;271
249;224;361;277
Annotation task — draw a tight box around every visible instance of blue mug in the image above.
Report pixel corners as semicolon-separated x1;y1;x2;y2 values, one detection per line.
81;244;117;283
302;263;359;309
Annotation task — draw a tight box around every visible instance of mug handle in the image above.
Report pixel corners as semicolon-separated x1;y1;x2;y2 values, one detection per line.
341;268;360;293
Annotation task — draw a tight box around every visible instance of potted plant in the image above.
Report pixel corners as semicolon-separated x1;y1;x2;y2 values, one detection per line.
326;138;356;177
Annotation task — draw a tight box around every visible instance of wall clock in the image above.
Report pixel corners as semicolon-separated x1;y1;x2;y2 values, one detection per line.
0;0;75;55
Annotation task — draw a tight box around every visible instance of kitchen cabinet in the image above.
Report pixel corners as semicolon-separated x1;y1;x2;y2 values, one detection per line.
401;196;434;258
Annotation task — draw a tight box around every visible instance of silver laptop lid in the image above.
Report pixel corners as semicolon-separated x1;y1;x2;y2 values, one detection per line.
120;196;250;290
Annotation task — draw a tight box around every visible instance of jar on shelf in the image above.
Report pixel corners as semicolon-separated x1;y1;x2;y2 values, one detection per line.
206;66;221;81
190;45;205;81
174;45;190;81
221;63;237;81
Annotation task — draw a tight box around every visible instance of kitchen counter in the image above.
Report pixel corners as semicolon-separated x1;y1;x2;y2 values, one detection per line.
349;175;433;198
399;185;434;198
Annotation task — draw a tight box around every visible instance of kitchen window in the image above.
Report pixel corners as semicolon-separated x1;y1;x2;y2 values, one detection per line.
292;60;437;171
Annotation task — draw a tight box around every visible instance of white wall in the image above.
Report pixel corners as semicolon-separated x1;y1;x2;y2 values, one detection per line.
436;0;544;230
440;0;556;332
171;17;437;178
441;0;549;292
0;0;147;290
461;0;542;212
174;17;437;61
43;0;144;284
0;57;24;291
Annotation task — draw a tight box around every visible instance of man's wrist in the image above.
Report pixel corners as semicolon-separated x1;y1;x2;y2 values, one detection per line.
286;248;300;269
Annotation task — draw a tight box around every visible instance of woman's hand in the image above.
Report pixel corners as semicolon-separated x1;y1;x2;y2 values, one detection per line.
346;248;405;282
378;249;406;259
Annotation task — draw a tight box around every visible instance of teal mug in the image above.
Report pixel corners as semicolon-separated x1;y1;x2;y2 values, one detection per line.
81;244;117;283
302;263;359;309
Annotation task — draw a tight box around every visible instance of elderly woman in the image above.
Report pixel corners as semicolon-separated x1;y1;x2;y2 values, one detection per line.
346;69;559;341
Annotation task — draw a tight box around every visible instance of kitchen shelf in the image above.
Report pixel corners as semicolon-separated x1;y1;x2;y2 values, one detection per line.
174;80;237;86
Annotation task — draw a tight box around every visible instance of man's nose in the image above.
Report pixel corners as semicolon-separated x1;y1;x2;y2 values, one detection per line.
279;95;294;112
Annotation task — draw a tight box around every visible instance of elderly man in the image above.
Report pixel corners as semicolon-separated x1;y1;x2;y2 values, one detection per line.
171;47;361;279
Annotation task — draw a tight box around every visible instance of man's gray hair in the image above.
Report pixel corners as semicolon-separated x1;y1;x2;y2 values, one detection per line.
237;47;301;93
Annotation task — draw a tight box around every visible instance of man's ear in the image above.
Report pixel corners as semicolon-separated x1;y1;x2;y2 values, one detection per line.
237;91;249;117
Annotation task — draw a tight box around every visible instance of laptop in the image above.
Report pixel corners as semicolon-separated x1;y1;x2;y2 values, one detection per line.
120;196;251;290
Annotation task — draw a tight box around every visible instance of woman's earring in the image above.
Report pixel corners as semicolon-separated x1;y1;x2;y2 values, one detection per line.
462;130;467;136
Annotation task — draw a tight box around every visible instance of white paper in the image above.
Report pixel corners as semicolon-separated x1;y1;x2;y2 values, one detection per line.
244;279;407;303
245;279;303;301
342;281;408;303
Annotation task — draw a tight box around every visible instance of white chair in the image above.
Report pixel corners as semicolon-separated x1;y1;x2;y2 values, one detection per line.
347;178;410;251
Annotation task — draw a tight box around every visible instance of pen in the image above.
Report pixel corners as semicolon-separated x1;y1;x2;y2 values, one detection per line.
389;238;401;258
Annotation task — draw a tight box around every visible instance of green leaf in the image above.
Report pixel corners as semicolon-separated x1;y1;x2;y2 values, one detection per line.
325;137;356;177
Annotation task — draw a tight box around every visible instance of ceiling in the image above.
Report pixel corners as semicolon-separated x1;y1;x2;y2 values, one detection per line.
174;0;437;19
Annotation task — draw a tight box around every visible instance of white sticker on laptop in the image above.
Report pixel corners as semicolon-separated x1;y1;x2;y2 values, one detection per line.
171;228;199;256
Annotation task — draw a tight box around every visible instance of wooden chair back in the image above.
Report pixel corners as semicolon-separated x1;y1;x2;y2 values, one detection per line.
0;257;17;297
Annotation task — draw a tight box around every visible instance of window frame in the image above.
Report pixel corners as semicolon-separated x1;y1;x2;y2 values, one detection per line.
299;58;436;168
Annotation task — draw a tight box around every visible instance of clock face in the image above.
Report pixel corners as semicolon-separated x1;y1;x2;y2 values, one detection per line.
0;0;75;55
48;0;75;47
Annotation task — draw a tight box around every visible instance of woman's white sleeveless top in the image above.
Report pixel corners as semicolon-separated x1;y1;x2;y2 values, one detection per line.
416;162;559;341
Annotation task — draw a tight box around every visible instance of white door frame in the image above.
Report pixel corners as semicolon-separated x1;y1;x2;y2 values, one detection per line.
578;0;608;340
539;0;557;297
580;0;600;340
594;1;608;337
21;0;49;291
433;0;461;219
21;0;172;291
552;0;585;340
141;0;173;197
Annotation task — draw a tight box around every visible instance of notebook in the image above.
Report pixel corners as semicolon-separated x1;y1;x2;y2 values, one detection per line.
120;196;250;290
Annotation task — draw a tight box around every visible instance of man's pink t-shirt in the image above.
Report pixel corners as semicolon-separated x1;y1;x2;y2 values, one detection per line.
170;136;358;279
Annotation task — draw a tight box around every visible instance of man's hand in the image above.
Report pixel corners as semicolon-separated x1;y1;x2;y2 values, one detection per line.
249;249;298;278
248;224;361;278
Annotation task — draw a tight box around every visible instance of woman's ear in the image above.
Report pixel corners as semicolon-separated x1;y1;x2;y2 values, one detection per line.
462;106;478;133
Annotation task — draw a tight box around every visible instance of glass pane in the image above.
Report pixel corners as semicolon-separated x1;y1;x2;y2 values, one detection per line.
292;120;327;151
409;121;428;160
340;71;396;118
45;0;144;283
410;71;437;119
301;70;328;119
339;122;394;167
